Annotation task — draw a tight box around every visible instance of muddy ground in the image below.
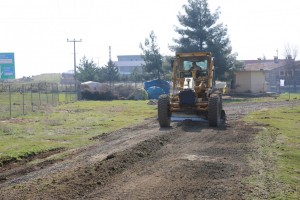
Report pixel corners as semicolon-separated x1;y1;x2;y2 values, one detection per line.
0;100;299;200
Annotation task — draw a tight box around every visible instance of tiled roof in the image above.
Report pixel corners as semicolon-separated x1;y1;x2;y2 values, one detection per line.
242;60;287;71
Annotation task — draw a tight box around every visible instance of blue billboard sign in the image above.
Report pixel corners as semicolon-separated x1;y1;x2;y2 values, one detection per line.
0;53;15;80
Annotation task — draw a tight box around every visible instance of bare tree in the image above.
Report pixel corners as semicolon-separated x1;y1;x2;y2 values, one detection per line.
283;43;298;59
283;43;298;92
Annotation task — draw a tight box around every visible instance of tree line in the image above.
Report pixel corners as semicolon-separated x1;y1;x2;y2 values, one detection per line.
77;0;244;84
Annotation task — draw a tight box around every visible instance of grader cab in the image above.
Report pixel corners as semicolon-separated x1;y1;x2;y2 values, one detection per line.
158;52;225;127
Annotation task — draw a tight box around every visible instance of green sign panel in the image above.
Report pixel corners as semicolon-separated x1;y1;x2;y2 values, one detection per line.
0;53;15;80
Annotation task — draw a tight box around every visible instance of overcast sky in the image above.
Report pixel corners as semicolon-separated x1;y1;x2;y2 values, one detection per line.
1;0;300;78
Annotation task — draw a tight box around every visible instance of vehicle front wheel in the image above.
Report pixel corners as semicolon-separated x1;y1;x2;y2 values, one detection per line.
158;94;171;127
208;95;220;127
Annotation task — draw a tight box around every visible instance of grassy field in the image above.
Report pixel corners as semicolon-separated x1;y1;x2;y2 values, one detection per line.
225;92;300;103
0;100;156;166
245;105;300;199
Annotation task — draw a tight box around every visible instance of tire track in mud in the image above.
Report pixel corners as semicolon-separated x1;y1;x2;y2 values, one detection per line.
83;121;254;200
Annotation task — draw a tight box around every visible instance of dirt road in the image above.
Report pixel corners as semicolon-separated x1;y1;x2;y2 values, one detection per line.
0;101;299;199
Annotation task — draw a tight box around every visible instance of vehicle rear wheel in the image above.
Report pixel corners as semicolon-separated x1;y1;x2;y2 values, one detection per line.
158;94;171;127
208;95;220;127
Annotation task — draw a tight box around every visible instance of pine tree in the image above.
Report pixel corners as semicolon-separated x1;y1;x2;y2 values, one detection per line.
171;0;236;80
77;56;100;82
103;59;119;87
140;31;163;80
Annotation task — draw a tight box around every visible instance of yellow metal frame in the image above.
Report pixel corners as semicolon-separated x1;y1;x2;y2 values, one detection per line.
170;52;214;112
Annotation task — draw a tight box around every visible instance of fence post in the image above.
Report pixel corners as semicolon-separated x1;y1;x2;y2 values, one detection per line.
52;83;54;106
39;84;41;109
31;83;33;112
57;84;59;105
22;84;25;115
46;84;49;105
70;85;72;102
9;84;11;118
65;85;67;103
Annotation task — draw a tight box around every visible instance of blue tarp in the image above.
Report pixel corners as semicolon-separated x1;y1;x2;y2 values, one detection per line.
144;79;170;99
146;86;165;100
144;79;170;94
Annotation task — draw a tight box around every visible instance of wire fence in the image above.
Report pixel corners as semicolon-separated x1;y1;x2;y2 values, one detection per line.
0;82;76;120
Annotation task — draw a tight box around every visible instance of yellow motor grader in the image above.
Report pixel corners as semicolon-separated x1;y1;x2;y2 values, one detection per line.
158;52;225;127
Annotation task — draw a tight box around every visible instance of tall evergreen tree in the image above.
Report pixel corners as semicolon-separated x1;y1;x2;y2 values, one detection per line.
171;0;235;80
140;31;163;80
77;56;100;82
103;59;119;87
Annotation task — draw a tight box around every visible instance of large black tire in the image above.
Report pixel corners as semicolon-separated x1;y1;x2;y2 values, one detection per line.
208;95;220;127
158;94;171;127
219;92;223;111
219;92;226;120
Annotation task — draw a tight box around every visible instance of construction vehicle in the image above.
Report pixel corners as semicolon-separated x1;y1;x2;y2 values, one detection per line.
158;52;225;127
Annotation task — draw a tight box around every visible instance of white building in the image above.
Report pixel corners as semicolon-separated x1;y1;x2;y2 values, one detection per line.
115;55;145;75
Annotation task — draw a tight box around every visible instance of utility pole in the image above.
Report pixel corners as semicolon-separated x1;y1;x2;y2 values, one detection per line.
95;57;101;67
67;38;82;98
109;46;112;61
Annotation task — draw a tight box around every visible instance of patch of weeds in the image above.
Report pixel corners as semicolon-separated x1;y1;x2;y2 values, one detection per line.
0;155;17;167
44;119;64;126
0;125;14;135
245;105;300;199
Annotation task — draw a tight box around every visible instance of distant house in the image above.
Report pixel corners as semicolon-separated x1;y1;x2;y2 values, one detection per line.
234;58;300;93
60;70;75;85
115;55;145;75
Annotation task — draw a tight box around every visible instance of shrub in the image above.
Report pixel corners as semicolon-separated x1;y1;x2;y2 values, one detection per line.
128;88;148;100
80;83;149;100
113;84;136;99
81;85;118;100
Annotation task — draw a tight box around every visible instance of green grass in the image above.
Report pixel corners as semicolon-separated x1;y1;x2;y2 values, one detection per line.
225;93;300;104
0;100;156;166
245;105;300;199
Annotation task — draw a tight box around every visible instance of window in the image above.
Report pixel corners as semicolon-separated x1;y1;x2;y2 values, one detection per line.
280;71;284;76
182;60;208;71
